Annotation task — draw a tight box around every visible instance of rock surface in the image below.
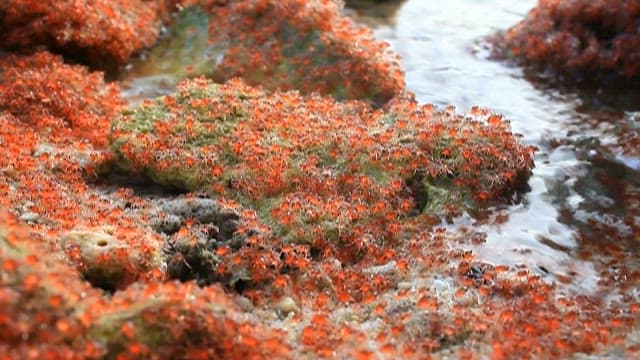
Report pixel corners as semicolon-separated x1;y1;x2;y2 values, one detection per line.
0;0;164;66
1;1;639;359
121;0;408;106
204;0;407;105
61;228;162;291
0;211;290;359
493;0;640;79
110;78;535;263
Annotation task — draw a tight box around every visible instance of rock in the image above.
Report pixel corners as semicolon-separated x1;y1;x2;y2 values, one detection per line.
0;0;162;66
161;197;220;224
111;78;534;227
110;77;534;287
119;5;220;103
207;0;407;105
150;213;184;234
363;261;398;275
152;196;245;241
18;212;39;223
61;228;160;291
0;211;103;357
274;296;299;316
618;112;640;159
122;0;408;106
1;211;290;359
164;226;222;285
0;52;166;294
493;0;640;80
86;281;292;359
344;0;407;27
0;51;123;148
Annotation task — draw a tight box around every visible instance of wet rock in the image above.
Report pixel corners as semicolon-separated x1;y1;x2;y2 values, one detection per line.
86;281;292;359
3;1;640;358
151;196;246;243
0;52;170;293
111;79;534;222
218;215;241;243
492;0;640;80
344;0;407;27
119;5;220;103
150;213;184;235
1;213;289;359
146;195;256;287
362;260;398;275
618;112;640;160
112;78;533;229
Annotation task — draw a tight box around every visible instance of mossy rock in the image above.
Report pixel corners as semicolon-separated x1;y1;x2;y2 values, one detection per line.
110;78;535;260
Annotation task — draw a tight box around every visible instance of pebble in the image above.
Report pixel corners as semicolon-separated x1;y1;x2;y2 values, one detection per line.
19;212;40;222
275;296;299;316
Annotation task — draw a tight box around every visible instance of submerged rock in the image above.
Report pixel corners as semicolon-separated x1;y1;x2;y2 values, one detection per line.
493;0;640;80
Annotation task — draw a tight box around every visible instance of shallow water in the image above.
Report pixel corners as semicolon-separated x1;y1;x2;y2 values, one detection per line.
119;0;640;296
358;0;640;295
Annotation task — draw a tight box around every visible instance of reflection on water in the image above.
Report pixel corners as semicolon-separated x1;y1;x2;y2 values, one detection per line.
366;0;640;295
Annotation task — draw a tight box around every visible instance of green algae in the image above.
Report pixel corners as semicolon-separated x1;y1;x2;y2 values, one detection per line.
119;6;222;96
421;178;463;218
111;81;254;191
110;79;533;258
90;300;168;354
